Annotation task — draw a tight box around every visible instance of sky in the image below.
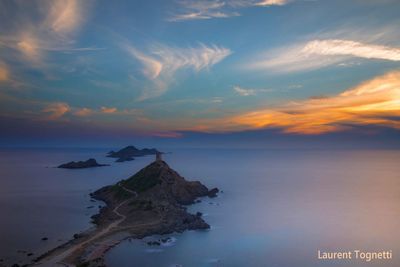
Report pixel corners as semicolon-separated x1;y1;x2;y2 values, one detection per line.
1;0;400;147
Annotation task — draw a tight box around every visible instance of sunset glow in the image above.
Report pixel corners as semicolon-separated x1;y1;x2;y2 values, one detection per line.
224;71;400;134
1;0;400;141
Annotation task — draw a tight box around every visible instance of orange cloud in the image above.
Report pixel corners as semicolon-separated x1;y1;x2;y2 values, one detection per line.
42;102;70;120
73;107;92;117
17;34;42;64
0;62;9;81
39;104;121;120
101;107;117;114
1;0;88;68
47;0;82;35
210;71;400;134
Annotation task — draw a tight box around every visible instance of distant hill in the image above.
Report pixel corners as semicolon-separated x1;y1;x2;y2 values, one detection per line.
107;145;160;162
58;158;109;169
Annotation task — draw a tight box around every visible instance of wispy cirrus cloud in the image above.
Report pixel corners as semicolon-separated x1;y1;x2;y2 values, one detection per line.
169;0;290;22
247;39;400;73
0;0;95;69
303;40;400;60
124;46;163;80
255;0;289;6
169;0;239;21
123;43;231;100
15;33;45;65
46;0;83;36
207;71;400;134
233;85;273;96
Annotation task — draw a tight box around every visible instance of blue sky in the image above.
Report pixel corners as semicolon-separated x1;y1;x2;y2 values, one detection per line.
1;0;400;144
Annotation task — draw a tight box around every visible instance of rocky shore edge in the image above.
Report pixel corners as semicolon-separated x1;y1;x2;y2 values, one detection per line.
31;156;219;267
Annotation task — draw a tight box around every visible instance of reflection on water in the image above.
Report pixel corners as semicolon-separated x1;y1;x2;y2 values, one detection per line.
1;148;399;267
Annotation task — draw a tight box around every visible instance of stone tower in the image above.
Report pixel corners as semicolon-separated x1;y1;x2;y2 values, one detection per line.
156;152;162;162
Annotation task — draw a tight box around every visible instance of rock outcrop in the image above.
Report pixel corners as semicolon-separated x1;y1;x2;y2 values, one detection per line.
207;187;219;198
91;159;218;234
58;158;109;169
35;157;218;267
107;145;160;162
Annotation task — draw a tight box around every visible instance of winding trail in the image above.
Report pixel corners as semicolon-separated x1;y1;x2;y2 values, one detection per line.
35;184;137;267
118;182;138;198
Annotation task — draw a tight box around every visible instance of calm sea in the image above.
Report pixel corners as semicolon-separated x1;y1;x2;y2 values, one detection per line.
1;148;399;267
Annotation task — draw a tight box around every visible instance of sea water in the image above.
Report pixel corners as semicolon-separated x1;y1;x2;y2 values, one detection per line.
0;148;154;266
1;148;399;267
106;149;400;267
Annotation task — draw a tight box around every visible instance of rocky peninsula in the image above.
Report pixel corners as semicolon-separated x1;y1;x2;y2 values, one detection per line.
33;154;218;267
107;145;160;162
58;159;109;169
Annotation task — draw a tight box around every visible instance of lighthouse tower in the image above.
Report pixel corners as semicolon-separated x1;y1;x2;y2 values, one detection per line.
156;152;162;162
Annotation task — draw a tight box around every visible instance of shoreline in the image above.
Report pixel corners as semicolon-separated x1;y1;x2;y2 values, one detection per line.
31;197;210;267
31;159;216;267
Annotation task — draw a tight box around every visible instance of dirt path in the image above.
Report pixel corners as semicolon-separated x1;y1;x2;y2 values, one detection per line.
118;182;138;197
34;185;137;267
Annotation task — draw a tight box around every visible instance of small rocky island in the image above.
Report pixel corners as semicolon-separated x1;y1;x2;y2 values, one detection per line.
58;158;109;169
35;153;218;267
107;145;160;162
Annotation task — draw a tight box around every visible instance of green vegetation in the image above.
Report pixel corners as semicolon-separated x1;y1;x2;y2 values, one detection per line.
110;184;131;200
122;162;162;192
